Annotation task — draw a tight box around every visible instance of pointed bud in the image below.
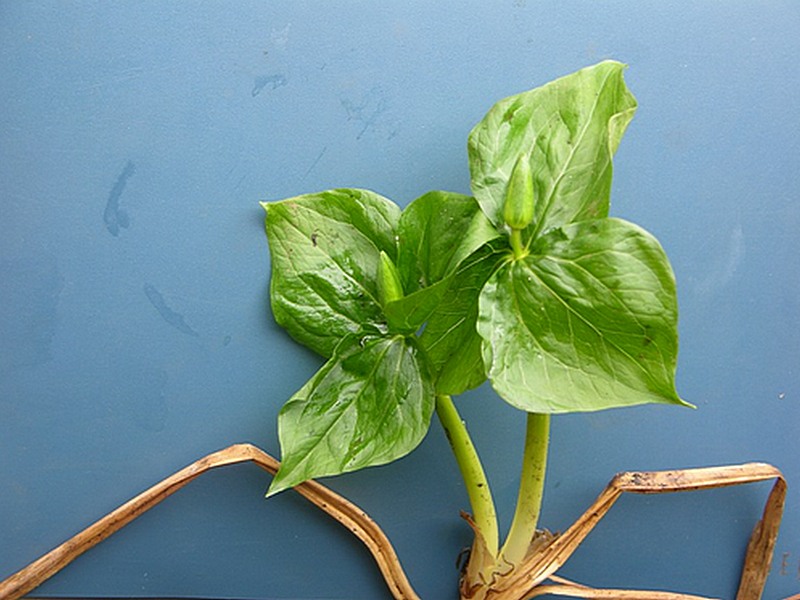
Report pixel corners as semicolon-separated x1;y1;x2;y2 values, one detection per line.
503;155;535;231
377;251;404;306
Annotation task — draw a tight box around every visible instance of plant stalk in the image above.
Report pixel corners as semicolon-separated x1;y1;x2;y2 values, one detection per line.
435;394;499;558
509;228;527;260
501;412;550;566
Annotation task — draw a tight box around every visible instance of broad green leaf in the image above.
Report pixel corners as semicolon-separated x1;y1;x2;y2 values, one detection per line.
420;240;507;395
384;190;499;336
477;218;689;413
396;190;498;293
468;61;637;236
384;278;450;334
263;189;400;357
268;334;435;495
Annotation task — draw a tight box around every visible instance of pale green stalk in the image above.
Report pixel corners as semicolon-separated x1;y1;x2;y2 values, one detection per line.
500;412;550;565
510;228;527;260
435;394;499;557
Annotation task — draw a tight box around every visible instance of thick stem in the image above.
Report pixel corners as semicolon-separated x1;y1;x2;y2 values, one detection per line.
501;412;550;566
435;394;499;557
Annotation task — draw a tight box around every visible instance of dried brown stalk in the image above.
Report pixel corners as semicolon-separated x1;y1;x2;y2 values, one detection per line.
0;444;420;600
466;463;788;600
0;446;790;600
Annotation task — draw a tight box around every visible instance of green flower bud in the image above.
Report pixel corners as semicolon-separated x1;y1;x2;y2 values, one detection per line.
503;155;535;231
377;251;404;306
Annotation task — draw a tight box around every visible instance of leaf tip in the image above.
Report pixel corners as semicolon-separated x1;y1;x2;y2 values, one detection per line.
266;477;290;498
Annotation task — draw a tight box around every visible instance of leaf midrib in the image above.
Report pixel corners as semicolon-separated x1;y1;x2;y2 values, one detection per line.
287;337;398;476
532;67;615;240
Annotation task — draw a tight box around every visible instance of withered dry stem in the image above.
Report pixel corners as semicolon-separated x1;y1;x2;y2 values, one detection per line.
0;445;790;600
459;463;787;600
0;444;415;600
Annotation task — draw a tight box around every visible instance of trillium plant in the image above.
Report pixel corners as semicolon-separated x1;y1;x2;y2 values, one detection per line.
270;61;634;578
265;60;686;496
1;61;787;600
259;61;785;599
268;62;681;517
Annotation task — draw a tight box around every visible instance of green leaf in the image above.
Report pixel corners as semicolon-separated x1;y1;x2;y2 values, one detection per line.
382;190;499;336
383;278;450;334
268;334;435;495
263;189;400;357
396;190;498;293
420;240;507;395
477;218;689;413
468;61;637;235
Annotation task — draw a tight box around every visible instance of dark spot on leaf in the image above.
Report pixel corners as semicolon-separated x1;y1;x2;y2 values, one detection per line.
502;102;521;124
311;232;318;247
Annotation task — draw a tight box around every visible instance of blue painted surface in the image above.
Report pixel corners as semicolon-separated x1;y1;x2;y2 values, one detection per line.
1;2;798;598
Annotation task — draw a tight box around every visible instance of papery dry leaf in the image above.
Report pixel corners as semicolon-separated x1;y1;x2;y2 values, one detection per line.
0;447;790;600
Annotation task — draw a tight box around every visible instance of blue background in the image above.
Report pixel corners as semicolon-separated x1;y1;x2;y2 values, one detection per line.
1;2;798;598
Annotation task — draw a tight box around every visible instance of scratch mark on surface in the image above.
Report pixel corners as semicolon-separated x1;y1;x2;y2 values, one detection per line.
303;146;327;179
77;63;180;94
103;161;135;236
341;87;388;140
233;172;248;193
143;284;199;337
252;74;288;97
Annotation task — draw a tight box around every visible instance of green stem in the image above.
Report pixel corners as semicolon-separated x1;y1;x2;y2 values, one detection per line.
510;228;527;260
501;412;550;565
435;394;499;557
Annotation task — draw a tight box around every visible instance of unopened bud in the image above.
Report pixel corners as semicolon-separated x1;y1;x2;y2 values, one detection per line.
503;155;535;231
377;251;404;306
